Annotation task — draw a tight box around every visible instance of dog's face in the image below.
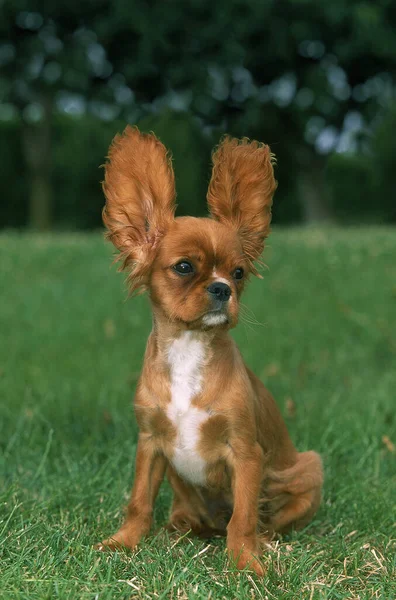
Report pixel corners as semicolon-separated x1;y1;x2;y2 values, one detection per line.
102;127;277;328
149;217;248;329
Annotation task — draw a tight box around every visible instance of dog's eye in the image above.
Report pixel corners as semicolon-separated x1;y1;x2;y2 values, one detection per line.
173;261;194;275
233;267;244;280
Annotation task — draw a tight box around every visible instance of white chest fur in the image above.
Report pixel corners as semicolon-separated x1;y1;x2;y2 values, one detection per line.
167;331;209;485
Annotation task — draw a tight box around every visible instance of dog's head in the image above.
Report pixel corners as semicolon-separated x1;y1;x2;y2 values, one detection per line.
103;127;277;330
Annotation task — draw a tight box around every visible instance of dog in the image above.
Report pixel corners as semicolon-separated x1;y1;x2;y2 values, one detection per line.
97;127;323;576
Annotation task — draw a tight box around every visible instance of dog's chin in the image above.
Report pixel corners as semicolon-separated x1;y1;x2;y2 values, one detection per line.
201;312;229;328
164;309;234;331
170;310;232;331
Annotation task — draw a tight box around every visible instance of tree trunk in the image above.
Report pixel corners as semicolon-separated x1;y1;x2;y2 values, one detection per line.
22;96;53;230
297;154;335;224
29;173;53;230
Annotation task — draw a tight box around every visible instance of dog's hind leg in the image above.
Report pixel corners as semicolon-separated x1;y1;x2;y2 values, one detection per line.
266;451;323;533
166;465;211;534
166;466;230;537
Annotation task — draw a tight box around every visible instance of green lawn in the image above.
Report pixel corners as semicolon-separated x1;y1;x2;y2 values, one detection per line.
1;228;395;599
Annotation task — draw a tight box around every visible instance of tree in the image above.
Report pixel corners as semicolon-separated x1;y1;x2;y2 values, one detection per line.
1;0;395;227
100;0;396;221
0;1;114;229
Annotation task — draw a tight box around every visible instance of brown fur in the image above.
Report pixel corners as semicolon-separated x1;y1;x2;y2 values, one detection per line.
96;128;323;577
207;136;277;272
102;126;176;294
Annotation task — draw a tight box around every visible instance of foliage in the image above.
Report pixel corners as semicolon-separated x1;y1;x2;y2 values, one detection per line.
1;108;395;230
1;229;395;598
1;111;213;230
0;0;395;228
137;111;213;217
371;105;396;222
326;153;377;222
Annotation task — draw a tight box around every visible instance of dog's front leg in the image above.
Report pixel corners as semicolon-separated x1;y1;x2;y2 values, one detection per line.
227;442;265;576
98;436;166;551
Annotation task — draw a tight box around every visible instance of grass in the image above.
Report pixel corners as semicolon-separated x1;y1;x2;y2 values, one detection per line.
0;227;395;599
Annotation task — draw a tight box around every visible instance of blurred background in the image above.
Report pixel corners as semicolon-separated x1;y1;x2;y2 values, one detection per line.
1;0;395;231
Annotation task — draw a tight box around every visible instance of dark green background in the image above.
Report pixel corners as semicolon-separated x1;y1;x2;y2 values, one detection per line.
1;0;395;230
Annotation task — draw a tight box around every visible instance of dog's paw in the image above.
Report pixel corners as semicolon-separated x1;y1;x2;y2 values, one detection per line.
94;538;122;552
236;551;266;577
166;510;203;534
94;529;138;552
228;545;266;577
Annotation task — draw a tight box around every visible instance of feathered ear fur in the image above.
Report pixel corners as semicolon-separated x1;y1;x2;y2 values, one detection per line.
207;136;277;272
102;126;176;293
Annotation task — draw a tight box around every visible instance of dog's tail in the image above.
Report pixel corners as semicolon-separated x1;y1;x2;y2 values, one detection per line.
267;451;323;496
259;451;323;536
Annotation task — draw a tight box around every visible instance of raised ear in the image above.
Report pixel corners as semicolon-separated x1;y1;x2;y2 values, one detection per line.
102;126;176;293
207;136;277;271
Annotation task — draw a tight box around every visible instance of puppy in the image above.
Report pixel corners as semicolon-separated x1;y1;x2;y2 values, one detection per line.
98;127;323;576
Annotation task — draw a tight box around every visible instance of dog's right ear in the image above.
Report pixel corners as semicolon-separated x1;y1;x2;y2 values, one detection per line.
207;136;276;274
102;126;176;293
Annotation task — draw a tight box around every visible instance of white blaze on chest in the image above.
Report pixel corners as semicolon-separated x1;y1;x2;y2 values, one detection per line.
167;332;208;485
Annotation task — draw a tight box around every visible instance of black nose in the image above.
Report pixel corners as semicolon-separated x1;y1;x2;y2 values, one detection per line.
207;281;231;303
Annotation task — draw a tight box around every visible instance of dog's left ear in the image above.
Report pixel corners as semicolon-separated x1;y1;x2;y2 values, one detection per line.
207;136;277;270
